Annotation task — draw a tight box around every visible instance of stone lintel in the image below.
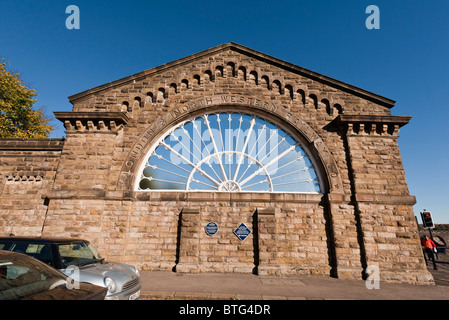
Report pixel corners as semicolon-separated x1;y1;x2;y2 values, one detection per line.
182;207;200;214
256;208;275;215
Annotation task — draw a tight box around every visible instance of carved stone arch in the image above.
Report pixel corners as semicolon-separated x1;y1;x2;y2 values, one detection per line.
180;79;189;90
204;70;213;82
334;103;344;114
272;79;282;95
296;88;306;105
309;94;318;110
237;66;247;81
321;98;331;115
214;65;224;78
284;84;294;99
169;83;177;95
117;94;344;195
145;92;154;104
226;61;236;77
249;70;258;85
157;88;165;102
193;74;201;85
133;96;142;109
260;75;270;90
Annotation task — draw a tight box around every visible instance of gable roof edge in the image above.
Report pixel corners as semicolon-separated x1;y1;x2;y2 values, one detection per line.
68;42;395;108
227;42;395;108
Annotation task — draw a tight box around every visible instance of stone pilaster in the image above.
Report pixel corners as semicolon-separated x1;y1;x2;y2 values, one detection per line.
255;208;277;275
326;193;364;280
338;114;434;284
175;207;201;273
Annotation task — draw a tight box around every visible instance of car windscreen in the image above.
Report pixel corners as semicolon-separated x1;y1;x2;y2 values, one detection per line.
57;242;102;268
0;254;66;300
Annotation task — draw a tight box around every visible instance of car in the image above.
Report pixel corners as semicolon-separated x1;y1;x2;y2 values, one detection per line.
0;237;141;300
0;250;107;300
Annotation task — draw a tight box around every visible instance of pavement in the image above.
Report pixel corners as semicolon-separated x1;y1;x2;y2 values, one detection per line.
139;251;449;300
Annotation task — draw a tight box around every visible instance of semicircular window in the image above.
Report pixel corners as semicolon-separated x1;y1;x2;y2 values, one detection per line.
137;112;322;193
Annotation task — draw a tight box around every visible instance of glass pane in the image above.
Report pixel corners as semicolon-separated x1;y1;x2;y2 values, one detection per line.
138;112;322;193
58;242;101;267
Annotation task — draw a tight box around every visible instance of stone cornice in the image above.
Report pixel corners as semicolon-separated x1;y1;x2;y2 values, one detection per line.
43;189;325;203
325;193;416;205
54;112;130;133
42;189;415;206
355;193;416;205
337;114;411;136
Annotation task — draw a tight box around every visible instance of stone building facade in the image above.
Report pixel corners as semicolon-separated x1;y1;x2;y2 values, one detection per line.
0;43;433;284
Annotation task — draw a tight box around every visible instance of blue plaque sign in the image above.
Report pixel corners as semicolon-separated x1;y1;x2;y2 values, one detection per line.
234;223;252;241
205;222;218;236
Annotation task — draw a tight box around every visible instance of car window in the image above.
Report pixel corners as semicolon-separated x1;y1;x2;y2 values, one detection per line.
25;244;45;254
0;255;65;300
5;243;55;267
58;242;101;267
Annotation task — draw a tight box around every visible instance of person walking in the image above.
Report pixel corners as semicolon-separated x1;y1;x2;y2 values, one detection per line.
421;235;438;270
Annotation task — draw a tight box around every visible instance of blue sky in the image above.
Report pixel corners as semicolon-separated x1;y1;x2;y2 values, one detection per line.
1;0;448;223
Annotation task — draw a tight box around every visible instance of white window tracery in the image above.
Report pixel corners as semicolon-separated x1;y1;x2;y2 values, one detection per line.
136;112;322;193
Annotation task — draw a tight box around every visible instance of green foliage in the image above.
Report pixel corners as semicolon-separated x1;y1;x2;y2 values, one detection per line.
0;58;53;138
435;224;449;231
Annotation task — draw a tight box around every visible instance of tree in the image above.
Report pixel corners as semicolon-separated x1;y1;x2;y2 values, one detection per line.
0;58;53;138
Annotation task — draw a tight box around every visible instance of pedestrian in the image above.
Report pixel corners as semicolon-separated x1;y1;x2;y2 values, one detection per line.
421;235;438;270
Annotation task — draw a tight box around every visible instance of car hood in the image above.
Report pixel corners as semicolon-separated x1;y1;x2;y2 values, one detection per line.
21;282;107;300
60;261;138;291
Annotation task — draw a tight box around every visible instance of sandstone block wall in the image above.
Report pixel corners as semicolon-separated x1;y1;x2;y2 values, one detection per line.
40;193;332;278
0;43;433;284
0;139;63;235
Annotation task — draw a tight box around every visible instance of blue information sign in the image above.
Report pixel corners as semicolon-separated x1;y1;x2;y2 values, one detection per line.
205;222;218;236
234;223;252;241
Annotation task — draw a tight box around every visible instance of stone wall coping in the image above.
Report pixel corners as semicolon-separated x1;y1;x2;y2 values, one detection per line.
337;114;411;127
0;138;65;151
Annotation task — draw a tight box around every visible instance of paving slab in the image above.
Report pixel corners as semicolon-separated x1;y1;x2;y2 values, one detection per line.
139;251;449;300
139;269;449;300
